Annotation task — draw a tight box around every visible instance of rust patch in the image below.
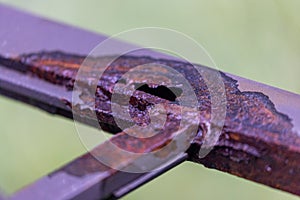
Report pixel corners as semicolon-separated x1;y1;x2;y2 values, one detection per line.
1;51;300;196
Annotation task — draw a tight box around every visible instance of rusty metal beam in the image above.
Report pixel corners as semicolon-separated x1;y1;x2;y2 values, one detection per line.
0;4;300;200
1;51;300;198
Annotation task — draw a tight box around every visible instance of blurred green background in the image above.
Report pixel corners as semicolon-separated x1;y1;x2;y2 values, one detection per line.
0;0;299;199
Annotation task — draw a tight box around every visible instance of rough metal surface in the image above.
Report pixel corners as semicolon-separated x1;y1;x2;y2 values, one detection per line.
1;51;300;196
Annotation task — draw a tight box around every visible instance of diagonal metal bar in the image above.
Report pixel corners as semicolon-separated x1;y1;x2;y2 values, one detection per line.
1;50;300;198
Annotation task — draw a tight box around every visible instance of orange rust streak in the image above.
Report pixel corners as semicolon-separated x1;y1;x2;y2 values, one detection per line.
37;60;82;69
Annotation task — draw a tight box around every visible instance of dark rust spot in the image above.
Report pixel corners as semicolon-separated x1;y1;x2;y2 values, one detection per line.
135;84;183;102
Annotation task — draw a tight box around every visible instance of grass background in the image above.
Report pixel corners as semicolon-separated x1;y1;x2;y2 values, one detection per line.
0;0;299;199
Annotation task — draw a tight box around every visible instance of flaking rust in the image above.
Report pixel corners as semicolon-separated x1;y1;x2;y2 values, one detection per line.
0;51;299;196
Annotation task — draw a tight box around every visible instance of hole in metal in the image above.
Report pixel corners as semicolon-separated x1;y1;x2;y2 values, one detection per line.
135;84;182;102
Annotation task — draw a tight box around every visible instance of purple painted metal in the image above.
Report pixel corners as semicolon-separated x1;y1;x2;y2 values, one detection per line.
0;3;300;200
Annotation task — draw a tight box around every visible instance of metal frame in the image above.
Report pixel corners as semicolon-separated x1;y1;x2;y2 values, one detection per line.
0;4;300;200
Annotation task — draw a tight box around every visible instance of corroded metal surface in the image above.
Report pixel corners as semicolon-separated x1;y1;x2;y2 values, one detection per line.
1;51;300;196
